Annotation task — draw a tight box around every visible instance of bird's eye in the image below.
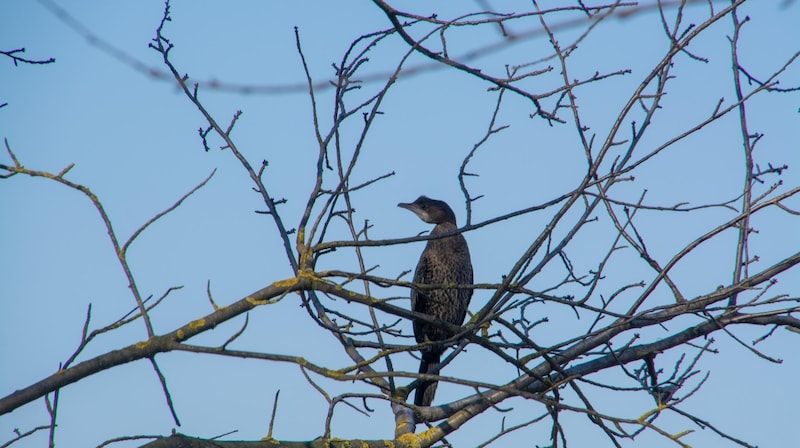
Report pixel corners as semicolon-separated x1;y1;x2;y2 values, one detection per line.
420;203;427;209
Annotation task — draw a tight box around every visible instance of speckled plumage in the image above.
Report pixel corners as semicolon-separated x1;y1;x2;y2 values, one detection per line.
398;196;473;408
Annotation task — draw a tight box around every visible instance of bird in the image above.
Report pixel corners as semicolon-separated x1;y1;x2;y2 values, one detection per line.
398;196;473;408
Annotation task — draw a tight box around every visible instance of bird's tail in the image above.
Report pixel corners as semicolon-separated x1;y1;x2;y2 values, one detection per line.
415;349;441;408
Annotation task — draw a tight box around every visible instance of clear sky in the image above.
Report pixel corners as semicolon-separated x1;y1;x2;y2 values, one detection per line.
1;1;799;447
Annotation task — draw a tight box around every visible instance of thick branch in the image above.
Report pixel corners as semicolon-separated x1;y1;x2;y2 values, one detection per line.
0;281;295;416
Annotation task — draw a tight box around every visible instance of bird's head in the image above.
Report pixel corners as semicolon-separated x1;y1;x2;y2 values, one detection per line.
398;196;457;225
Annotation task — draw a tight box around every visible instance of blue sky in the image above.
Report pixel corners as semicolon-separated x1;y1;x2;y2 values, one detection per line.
2;1;799;447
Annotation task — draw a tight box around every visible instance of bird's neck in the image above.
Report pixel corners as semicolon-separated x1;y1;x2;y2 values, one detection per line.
431;221;458;235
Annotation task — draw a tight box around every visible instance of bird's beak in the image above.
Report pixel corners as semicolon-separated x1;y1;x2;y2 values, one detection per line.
398;202;422;216
398;201;429;222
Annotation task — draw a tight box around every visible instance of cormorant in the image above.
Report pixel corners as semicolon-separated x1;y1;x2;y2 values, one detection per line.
398;196;473;408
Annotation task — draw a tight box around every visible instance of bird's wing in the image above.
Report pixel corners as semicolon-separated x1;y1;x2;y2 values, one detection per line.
410;252;426;311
